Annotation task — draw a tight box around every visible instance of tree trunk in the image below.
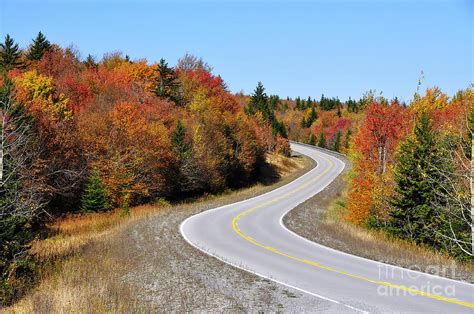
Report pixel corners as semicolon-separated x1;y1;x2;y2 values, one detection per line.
471;137;473;256
0;112;4;184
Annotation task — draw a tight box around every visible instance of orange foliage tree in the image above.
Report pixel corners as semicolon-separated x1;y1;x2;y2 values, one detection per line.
347;101;409;225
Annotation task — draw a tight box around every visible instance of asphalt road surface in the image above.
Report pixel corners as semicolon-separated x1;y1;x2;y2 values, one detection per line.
180;142;474;313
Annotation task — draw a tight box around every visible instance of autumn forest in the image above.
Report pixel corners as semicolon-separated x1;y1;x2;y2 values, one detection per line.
0;32;472;305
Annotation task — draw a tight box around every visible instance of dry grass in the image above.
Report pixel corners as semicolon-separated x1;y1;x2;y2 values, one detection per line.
29;203;169;261
284;165;474;283
27;150;304;264
5;153;312;313
265;152;302;176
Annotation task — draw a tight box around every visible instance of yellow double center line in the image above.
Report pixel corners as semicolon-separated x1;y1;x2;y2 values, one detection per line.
231;154;474;309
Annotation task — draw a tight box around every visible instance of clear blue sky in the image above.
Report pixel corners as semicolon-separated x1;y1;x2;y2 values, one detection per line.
1;0;472;102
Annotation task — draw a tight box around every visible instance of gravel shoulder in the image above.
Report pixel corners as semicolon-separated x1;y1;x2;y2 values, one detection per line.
13;150;472;313
105;154;356;312
283;157;474;284
10;154;334;313
58;154;354;312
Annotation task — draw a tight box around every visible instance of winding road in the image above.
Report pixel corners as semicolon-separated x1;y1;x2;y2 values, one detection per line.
180;142;474;312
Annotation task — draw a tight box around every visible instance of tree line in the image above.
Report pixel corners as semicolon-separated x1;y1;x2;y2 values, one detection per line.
0;32;288;304
346;88;473;260
276;82;472;260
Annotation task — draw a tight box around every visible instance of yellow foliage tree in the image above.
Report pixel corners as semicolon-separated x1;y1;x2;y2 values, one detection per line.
12;70;72;122
411;87;448;114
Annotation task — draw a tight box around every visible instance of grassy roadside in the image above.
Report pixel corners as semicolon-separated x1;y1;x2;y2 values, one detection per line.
284;163;474;284
28;153;309;264
5;153;315;313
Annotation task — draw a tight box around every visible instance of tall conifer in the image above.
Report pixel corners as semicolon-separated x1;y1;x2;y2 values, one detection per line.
27;32;51;61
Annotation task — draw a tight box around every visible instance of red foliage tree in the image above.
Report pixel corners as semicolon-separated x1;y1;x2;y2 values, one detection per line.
355;101;409;175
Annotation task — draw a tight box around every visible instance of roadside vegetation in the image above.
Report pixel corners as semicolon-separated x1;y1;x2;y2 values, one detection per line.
0;32;290;306
284;166;473;283
6;153;312;312
1;29;472;309
273;83;473;263
326;171;473;282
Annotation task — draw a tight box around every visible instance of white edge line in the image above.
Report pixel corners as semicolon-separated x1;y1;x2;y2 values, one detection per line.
179;217;368;313
282;145;474;288
178;144;365;312
179;143;473;313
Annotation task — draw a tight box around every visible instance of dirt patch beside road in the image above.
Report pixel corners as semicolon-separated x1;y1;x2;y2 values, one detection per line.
9;155;350;312
283;158;474;284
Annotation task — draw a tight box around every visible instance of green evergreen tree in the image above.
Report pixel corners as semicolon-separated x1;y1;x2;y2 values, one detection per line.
306;96;312;108
0;34;22;72
81;171;110;212
0;87;42;304
246;82;287;138
301;106;318;129
319;94;341;111
346;97;356;113
308;133;316;145
27;32;51;61
300;116;307;128
171;120;190;158
430;134;471;258
317;131;326;148
84;54;98;69
309;106;317;123
278;121;287;138
271;120;287;138
155;58;182;104
388;112;440;245
344;129;352;150
268;95;280;111
247;82;268;116
332;131;342;152
295;97;301;110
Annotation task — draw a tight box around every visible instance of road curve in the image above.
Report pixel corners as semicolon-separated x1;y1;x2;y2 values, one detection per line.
180;142;474;313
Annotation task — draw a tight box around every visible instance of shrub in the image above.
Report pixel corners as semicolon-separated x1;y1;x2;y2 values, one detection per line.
80;172;111;212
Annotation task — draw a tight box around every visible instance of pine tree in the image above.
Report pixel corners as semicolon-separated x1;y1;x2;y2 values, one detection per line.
307;96;312;108
308;133;316;145
344;129;352;150
0;34;22;72
81;171;110;212
309;106;317;123
84;54;98;69
332;131;342;152
347;97;356;113
317;131;326;148
300;116;307;128
388;112;440;245
301;106;318;129
271;120;287;138
295;97;301;110
248;82;269;114
27;32;51;61
171;120;189;158
319;94;325;110
155;58;182;104
268;95;279;111
246;82;286;138
278;121;287;138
